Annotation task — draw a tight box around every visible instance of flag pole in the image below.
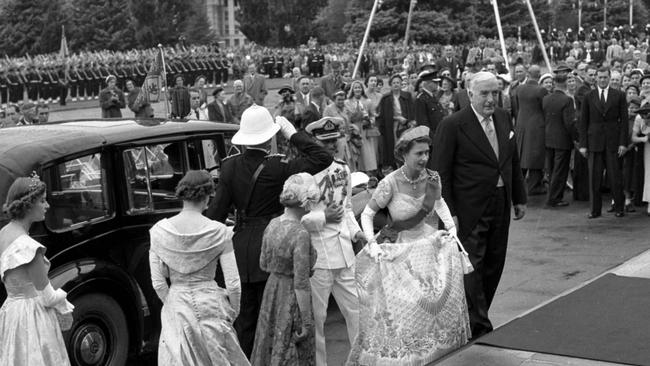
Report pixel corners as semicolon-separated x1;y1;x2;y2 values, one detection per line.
403;0;416;51
491;0;510;73
524;0;552;72
353;0;381;79
158;44;170;118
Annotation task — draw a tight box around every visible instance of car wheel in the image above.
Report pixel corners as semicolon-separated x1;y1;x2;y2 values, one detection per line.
65;293;129;366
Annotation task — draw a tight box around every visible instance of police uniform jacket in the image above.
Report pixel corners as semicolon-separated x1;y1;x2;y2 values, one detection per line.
206;131;333;283
414;88;445;139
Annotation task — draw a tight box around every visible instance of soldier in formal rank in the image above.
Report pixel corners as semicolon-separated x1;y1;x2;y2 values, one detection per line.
206;105;333;357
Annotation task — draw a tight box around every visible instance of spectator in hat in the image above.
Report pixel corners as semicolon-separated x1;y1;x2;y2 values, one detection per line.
273;84;298;124
207;87;232;123
206;105;333;358
320;60;344;99
99;75;125;118
539;73;554;93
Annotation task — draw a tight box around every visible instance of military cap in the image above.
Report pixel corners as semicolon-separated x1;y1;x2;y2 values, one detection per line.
212;87;224;96
305;117;344;141
278;85;295;94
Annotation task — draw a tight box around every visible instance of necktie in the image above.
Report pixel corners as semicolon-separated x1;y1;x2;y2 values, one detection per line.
600;89;605;105
195;110;200;119
483;118;498;158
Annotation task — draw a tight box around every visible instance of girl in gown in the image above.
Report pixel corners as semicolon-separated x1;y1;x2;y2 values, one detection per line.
149;170;248;366
251;173;320;365
0;174;74;366
347;126;470;365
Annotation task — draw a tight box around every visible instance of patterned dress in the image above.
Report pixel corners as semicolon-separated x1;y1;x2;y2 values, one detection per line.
0;235;71;366
251;217;317;366
346;171;471;365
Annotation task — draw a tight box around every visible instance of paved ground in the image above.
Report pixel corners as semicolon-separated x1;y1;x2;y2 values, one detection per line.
46;92;650;365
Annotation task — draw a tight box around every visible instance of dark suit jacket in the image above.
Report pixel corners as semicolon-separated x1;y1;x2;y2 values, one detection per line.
437;57;462;78
99;87;125;118
579;87;628;152
376;91;415;167
543;90;576;150
451;89;470;112
207;100;233;123
433;107;527;240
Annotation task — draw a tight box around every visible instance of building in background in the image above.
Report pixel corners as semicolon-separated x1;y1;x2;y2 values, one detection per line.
205;0;247;47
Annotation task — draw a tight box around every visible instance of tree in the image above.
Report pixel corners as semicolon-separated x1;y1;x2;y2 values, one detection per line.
0;0;67;57
237;0;325;46
313;0;350;43
70;0;135;52
127;0;214;48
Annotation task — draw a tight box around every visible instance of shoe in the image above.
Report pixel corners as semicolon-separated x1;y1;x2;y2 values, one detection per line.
625;204;636;213
588;213;601;219
606;206;615;213
553;201;570;207
615;212;625;218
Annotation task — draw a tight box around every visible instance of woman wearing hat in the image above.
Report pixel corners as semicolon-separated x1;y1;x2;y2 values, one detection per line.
348;126;470;364
437;74;457;116
98;75;125;118
539;73;554;93
376;74;416;170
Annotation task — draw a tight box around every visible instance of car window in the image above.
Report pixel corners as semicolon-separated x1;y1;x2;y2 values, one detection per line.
44;153;111;231
123;141;186;214
192;134;237;178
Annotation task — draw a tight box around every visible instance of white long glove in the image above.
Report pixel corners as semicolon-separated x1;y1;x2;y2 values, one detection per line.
361;205;384;261
275;116;297;139
434;198;457;236
38;283;67;307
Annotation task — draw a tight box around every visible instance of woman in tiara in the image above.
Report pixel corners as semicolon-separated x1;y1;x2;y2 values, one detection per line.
347;126;470;365
0;173;74;366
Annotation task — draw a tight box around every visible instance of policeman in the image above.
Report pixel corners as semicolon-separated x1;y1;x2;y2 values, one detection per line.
206;105;333;358
414;69;445;160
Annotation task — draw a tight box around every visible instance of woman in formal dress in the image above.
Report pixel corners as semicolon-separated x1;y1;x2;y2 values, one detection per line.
149;170;248;365
251;173;320;366
346;126;470;365
631;104;650;215
365;75;383;169
0;174;74;366
437;74;457;116
376;74;415;170
346;80;378;174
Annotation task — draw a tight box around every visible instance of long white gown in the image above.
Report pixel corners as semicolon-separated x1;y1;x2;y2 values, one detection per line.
0;235;71;366
346;171;470;365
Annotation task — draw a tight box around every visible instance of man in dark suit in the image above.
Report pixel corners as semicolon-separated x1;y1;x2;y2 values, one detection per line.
543;66;576;207
579;66;628;218
207;87;233;123
514;65;548;195
452;72;473;112
320;60;345;99
437;45;462;81
206;105;332;357
243;63;267;105
433;72;527;338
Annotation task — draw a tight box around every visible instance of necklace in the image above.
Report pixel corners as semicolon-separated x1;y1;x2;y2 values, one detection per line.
400;166;426;190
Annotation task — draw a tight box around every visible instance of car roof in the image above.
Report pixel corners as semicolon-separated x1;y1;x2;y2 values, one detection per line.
0;118;238;200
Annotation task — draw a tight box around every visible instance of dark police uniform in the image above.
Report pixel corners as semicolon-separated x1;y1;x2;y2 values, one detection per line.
415;87;445;167
206;130;332;357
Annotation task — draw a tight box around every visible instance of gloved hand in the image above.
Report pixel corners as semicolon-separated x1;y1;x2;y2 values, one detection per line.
275;116;297;139
367;241;384;263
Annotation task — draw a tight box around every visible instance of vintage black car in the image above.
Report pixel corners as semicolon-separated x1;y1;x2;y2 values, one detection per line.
0;119;238;365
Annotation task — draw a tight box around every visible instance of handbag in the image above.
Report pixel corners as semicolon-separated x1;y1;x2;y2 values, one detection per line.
451;234;474;274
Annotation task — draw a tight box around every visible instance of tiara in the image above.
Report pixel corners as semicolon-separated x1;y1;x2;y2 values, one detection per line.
28;171;41;192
